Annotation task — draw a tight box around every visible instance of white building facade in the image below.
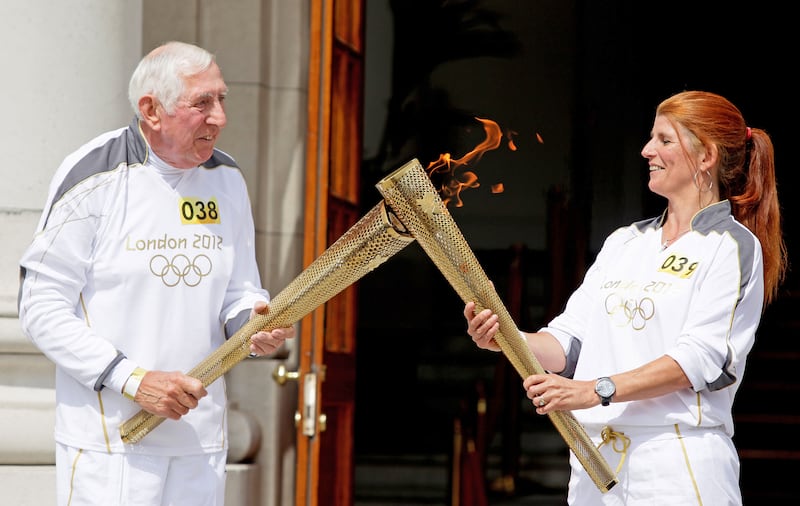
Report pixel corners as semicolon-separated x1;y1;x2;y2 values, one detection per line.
0;1;309;504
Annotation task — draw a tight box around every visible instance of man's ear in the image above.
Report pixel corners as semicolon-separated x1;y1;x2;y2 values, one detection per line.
138;96;160;129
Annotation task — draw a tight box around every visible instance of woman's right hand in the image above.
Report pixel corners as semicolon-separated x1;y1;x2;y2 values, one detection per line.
464;301;502;352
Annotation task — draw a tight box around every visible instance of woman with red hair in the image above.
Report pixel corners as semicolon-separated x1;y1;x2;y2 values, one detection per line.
465;90;786;505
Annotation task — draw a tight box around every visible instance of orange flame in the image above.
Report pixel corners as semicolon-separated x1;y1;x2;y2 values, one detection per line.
424;118;545;207
506;130;518;151
425;117;503;207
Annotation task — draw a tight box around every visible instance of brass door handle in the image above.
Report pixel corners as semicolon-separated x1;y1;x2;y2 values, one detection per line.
272;363;299;385
275;365;327;435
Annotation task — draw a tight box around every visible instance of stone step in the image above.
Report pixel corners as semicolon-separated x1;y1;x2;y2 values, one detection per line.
354;453;450;505
354;426;569;505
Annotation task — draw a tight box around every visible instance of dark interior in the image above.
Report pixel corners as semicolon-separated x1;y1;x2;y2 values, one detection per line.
354;2;797;504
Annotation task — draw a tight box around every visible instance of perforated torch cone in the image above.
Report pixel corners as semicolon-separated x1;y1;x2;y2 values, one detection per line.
120;201;414;444
376;158;618;493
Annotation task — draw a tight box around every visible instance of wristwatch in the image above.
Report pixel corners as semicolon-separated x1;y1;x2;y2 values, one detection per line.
595;377;616;406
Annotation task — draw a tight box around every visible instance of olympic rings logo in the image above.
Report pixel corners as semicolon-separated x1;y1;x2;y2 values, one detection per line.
149;254;212;287
604;293;655;330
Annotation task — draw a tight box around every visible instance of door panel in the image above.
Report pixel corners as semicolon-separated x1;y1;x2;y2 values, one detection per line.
297;0;364;504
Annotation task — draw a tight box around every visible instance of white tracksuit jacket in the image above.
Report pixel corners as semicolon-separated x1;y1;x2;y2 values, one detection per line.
543;201;764;436
18;118;269;455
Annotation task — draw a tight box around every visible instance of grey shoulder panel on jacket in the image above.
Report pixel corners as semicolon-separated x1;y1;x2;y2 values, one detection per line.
46;120;241;226
693;201;756;295
632;215;661;234
202;148;239;170
47;120;146;222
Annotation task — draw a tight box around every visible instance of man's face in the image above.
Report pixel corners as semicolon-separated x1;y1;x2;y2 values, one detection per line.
154;62;228;168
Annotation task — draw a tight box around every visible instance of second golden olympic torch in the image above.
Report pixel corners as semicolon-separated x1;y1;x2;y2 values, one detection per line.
376;159;618;493
119;201;414;444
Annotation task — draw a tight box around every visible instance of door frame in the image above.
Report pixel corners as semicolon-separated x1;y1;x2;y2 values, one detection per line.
295;0;365;504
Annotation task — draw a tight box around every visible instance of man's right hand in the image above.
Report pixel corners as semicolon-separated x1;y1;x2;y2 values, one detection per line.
134;371;207;420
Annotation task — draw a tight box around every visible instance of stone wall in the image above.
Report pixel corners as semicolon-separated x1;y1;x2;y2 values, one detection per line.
0;1;308;504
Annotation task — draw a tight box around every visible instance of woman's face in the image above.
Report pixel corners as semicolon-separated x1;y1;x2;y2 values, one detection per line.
641;114;701;200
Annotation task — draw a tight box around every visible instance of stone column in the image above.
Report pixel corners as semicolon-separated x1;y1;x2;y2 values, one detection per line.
1;0;309;504
0;2;144;504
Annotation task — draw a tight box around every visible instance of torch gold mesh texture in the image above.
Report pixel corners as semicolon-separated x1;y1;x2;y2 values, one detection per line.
376;159;618;493
119;201;415;444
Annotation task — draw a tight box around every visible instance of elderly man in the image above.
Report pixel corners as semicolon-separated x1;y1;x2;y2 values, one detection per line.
18;41;293;506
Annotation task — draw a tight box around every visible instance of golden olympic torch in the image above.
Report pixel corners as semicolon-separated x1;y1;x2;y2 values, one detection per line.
119;201;414;444
376;158;618;493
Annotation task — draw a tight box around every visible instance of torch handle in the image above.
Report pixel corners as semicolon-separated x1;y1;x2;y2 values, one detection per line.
118;310;292;443
376;158;618;493
119;201;414;444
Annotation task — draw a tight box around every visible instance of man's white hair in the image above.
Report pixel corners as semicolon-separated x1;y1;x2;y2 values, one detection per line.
128;41;215;118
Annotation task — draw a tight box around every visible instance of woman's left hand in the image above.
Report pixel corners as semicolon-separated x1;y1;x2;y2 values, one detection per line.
523;373;596;414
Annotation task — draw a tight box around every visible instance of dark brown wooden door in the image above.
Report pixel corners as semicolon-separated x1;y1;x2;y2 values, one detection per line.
296;0;364;504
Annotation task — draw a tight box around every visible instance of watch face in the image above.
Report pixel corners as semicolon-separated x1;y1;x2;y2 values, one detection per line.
596;378;615;397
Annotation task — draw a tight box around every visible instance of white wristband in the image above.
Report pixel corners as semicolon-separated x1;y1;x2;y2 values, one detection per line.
122;367;147;400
